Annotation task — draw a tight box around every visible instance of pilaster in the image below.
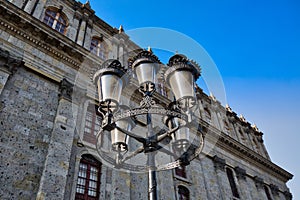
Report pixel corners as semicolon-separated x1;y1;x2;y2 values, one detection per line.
32;0;47;19
24;0;38;14
213;156;230;200
200;156;222;199
76;16;87;46
0;49;22;95
36;78;78;200
83;22;93;49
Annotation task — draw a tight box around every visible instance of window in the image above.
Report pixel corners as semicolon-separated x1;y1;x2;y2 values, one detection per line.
204;107;211;123
239;129;246;144
43;8;67;34
175;165;187;179
264;185;273;200
226;168;240;198
223;120;230;134
75;155;102;200
90;37;107;59
83;104;102;145
178;186;189;200
252;137;260;152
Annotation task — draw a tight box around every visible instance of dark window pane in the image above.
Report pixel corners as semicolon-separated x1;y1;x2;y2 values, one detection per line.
226;168;240;198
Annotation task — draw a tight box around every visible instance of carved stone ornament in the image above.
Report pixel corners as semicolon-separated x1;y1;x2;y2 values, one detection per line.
59;78;74;101
284;191;293;200
213;155;226;171
253;176;264;189
234;166;246;180
269;184;279;196
0;48;22;74
165;54;201;83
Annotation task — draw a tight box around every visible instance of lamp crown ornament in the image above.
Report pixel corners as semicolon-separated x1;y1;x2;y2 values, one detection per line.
166;54;201;81
128;49;161;69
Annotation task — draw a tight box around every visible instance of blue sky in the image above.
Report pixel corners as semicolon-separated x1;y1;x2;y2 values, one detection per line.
81;0;300;197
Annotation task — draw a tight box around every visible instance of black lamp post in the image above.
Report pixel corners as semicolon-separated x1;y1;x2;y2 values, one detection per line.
93;49;203;200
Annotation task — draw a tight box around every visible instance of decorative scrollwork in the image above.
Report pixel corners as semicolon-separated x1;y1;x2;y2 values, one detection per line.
140;96;156;108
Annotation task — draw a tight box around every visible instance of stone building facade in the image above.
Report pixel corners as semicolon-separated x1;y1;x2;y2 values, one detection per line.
0;0;293;199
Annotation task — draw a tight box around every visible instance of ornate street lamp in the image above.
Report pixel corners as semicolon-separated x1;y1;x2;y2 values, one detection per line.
93;49;204;200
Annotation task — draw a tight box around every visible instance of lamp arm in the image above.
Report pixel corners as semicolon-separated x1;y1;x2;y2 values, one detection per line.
156;126;180;143
116;126;146;144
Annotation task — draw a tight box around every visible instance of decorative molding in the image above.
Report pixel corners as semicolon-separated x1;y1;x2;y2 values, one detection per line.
253;176;264;189
0;3;84;69
234;166;246;180
0;48;22;74
284;191;292;200
59;78;74;101
269;184;279;196
213;155;226;171
217;131;293;182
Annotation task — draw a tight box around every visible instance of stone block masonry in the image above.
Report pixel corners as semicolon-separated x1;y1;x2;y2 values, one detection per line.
0;67;59;200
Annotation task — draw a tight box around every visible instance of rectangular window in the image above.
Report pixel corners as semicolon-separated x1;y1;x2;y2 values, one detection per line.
75;155;101;200
83;104;102;145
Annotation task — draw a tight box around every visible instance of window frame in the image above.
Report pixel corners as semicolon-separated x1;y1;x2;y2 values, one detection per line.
43;8;68;34
83;104;102;145
75;155;102;200
90;37;107;60
226;167;240;199
177;185;190;200
264;185;273;200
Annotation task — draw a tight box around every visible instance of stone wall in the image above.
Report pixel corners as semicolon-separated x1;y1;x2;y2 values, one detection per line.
0;66;59;199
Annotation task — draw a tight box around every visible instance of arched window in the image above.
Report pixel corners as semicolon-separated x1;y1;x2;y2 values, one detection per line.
43;8;67;34
90;37;107;59
226;168;240;198
178;185;189;200
75;154;102;200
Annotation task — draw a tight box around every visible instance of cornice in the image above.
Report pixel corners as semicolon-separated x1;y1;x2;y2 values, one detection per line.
216;130;293;182
0;1;87;70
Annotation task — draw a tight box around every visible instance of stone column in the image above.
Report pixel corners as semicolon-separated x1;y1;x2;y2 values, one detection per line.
190;160;209;200
67;12;81;42
200;156;221;199
24;0;38;14
213;155;231;200
234;167;252;199
76;16;87;46
83;22;93;49
0;49;22;96
36;79;78;200
10;0;23;8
